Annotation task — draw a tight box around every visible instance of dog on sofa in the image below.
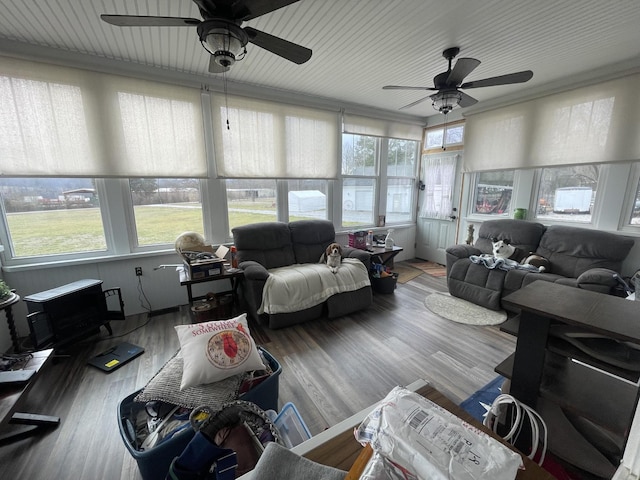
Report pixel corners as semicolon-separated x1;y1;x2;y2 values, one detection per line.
491;238;550;272
325;242;343;273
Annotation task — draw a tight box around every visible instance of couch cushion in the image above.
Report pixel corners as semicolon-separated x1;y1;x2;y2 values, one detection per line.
447;259;505;310
475;219;546;255
289;219;336;264
232;222;296;269
536;225;634;278
258;259;370;314
503;270;568;298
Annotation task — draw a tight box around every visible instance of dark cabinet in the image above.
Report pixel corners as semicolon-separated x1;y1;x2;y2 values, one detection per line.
24;279;124;349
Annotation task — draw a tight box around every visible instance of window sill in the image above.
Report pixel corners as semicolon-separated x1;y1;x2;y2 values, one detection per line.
1;248;175;273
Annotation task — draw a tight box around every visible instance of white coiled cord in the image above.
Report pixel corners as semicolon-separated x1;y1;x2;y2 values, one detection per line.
483;394;548;466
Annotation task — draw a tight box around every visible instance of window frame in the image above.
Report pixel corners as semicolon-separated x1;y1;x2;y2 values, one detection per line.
385;138;420;225
423;120;465;154
467;170;516;219
340;133;419;229
532;164;601;225
0;177;114;265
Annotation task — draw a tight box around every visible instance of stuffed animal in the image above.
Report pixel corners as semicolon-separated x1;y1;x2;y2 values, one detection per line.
325;242;342;273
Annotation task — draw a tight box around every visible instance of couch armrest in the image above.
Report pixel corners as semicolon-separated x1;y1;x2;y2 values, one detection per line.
446;244;482;259
239;260;270;281
576;268;618;291
445;244;483;278
342;247;371;269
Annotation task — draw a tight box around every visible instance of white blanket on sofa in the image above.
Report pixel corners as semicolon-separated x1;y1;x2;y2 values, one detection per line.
258;258;371;314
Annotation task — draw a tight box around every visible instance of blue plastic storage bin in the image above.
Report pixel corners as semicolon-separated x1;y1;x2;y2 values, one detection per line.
118;346;281;480
240;347;281;411
274;402;312;448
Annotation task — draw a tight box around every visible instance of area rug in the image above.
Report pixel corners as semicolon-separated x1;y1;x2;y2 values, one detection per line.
424;292;507;325
407;260;447;277
459;376;505;422
393;263;424;284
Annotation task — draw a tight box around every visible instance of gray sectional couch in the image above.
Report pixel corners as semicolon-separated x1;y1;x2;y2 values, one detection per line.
232;219;373;329
446;219;634;310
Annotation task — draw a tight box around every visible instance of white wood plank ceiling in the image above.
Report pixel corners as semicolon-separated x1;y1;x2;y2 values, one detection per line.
1;0;639;121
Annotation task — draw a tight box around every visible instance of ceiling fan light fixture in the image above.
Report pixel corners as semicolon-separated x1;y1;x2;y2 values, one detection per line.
199;21;248;68
432;91;462;114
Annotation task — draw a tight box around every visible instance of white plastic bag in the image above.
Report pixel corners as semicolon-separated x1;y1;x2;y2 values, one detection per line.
355;386;523;480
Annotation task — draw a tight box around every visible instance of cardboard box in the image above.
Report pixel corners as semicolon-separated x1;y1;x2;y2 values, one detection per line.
181;245;224;279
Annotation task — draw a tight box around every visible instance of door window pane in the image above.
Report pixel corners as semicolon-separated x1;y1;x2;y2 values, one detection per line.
287;180;327;221
226;179;277;232
0;178;106;257
473;171;514;215
536;165;599;223
130;178;203;246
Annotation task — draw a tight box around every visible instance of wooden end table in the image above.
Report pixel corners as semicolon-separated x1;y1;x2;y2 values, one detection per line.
1;293;21;353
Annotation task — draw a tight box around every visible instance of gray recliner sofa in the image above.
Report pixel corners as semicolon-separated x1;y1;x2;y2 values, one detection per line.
232;219;373;329
446;219;634;310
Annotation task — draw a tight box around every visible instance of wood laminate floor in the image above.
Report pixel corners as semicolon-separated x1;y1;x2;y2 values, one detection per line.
0;270;516;479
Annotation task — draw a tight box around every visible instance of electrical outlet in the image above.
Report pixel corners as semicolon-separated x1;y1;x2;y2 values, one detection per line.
135;267;142;276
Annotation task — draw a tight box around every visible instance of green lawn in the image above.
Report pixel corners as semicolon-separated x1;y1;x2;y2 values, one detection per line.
6;203;312;257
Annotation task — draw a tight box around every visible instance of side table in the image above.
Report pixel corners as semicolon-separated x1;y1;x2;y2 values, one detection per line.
178;267;244;319
368;245;403;268
1;293;21;354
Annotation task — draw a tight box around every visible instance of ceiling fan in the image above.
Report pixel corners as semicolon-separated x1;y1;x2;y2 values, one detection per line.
383;47;533;114
100;0;312;74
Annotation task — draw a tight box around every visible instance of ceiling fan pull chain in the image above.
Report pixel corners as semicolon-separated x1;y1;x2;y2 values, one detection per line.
442;114;448;151
223;71;230;130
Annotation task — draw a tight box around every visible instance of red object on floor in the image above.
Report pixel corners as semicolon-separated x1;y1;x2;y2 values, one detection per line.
540;454;577;479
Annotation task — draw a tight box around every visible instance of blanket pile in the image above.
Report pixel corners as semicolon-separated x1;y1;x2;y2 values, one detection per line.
259;258;370;314
469;254;541;272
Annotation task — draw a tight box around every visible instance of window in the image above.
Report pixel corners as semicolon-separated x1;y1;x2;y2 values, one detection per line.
420;154;457;220
629;167;640;226
129;178;203;247
472;171;514;215
287;180;328;221
341;133;418;228
536;165;599;223
0;178;107;258
424;122;465;151
226;179;277;233
341;134;377;227
386;139;418;223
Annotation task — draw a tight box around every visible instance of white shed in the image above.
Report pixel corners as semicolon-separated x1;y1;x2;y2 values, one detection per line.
288;190;326;212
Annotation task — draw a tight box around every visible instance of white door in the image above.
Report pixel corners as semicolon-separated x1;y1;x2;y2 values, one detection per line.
415;152;462;264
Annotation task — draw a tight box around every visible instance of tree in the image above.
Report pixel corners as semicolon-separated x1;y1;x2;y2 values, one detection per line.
130;178;158;205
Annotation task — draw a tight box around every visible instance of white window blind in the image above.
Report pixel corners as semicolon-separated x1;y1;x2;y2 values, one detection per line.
343;113;424;141
464;73;640;172
211;94;339;178
0;56;207;177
